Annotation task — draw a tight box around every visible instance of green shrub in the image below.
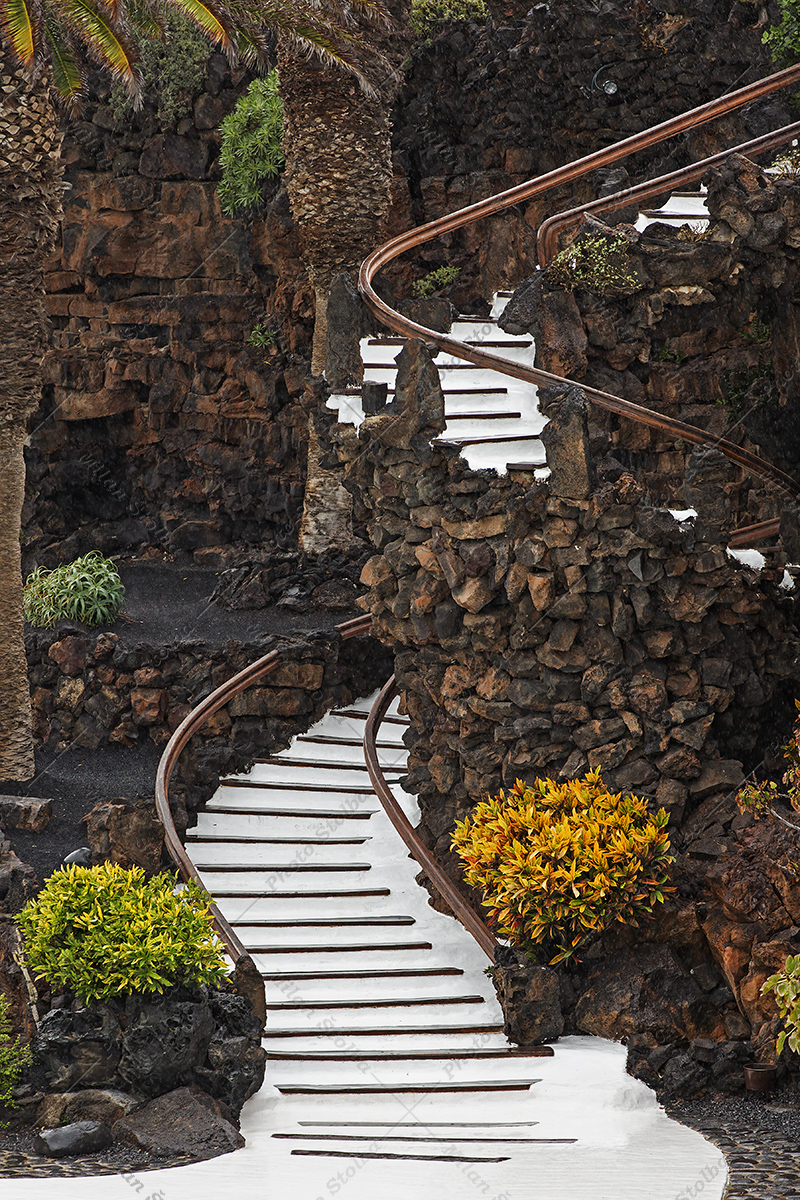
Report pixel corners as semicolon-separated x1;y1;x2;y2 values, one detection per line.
764;0;800;64
410;0;487;38
110;11;209;126
763;954;800;1053
0;993;31;1112
218;73;284;215
412;265;461;298
23;552;125;628
548;231;639;296
18;864;227;1002
452;768;674;964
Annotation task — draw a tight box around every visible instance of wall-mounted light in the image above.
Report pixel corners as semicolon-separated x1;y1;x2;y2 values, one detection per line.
591;65;620;97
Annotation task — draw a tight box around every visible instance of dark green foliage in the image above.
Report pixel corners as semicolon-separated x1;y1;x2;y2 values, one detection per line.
0;993;31;1113
109;11;209;126
23;552;125;628
410;0;487;38
218;73;284;215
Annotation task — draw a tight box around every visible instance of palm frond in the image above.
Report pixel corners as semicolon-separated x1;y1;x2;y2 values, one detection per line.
0;0;45;69
45;15;84;101
163;0;234;53
59;0;142;98
256;0;392;94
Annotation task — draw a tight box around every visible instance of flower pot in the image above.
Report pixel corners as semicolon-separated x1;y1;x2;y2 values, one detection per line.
744;1063;777;1093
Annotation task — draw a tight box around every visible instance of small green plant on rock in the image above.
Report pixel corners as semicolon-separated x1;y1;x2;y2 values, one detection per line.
218;72;284;215
18;863;227;1002
410;0;487;38
452;767;674;964
740;705;800;1052
412;265;461;298
248;322;277;349
548;232;639;296
23;552;125;628
0;993;31;1114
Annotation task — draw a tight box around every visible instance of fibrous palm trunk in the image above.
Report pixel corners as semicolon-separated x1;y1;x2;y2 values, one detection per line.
278;13;408;551
278;16;406;376
0;48;63;780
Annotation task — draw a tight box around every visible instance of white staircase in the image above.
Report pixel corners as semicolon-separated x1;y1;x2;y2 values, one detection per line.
326;190;712;478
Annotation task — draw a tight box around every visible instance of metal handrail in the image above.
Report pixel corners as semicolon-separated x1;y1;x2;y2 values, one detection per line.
358;63;800;501
154;614;372;960
364;675;498;960
537;119;800;264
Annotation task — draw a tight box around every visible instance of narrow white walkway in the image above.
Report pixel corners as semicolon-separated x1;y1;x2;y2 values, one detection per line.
15;692;726;1200
327;297;549;476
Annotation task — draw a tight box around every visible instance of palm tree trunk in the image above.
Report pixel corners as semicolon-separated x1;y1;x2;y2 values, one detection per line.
277;13;408;550
277;20;406;375
0;49;63;780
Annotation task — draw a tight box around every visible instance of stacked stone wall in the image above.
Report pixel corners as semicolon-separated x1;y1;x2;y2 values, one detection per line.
505;155;800;524
326;333;800;1093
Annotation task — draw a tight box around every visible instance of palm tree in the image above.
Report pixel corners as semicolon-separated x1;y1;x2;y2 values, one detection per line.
0;0;391;780
278;0;408;375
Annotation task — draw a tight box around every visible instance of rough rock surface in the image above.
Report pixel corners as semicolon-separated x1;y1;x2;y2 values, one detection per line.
34;1121;113;1158
324;302;800;1096
33;983;265;1116
114;1086;245;1158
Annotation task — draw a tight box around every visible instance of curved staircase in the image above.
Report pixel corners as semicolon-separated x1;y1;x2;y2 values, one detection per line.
113;63;800;1200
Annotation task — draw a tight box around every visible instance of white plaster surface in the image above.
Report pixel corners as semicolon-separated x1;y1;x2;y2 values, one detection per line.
15;693;726;1200
326;301;547;475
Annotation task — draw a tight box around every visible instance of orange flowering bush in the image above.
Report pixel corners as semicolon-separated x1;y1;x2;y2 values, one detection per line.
452;767;674;964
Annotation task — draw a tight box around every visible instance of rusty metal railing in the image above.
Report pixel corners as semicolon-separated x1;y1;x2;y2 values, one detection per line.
155;615;372;960
358;63;800;502
364;676;498;959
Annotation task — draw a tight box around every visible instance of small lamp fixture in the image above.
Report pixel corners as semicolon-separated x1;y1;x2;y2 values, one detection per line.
591;65;620;97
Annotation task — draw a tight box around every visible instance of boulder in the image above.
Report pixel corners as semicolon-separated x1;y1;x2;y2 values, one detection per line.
114;1086;245;1158
118;988;214;1098
82;798;164;874
194;990;266;1113
37;1088;140;1128
492;948;564;1045
0;796;52;834
34;1120;113;1157
34;1005;123;1091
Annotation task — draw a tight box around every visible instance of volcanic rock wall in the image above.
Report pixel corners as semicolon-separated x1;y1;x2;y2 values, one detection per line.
26;55;315;567
505;153;800;520
26;0;786;563
324;335;800;1093
390;0;786;303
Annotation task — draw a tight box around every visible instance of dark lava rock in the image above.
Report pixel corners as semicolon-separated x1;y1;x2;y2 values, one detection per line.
492;946;564;1045
194;991;266;1113
34;1120;113;1157
114;1086;245;1158
118;988;214;1098
34;1004;123;1091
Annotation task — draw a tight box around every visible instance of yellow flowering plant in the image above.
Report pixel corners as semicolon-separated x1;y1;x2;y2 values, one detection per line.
452;767;675;964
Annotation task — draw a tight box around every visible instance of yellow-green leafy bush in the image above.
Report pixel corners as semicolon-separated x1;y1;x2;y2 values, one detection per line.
763;954;800;1054
18;864;227;1002
0;993;31;1112
452;768;674;963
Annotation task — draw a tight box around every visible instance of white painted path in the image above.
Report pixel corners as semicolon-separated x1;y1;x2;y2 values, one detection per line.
16;691;726;1200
